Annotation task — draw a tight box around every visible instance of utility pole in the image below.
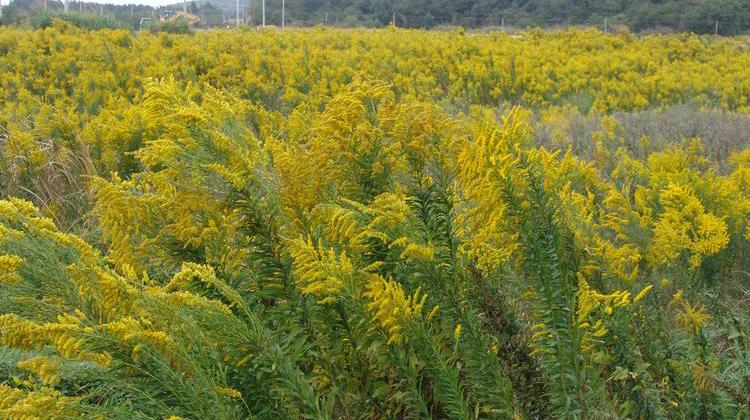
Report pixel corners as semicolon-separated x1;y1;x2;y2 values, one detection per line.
183;0;187;14
325;11;328;25
262;0;265;27
501;15;504;31
714;20;719;35
100;4;103;16
235;0;239;26
281;0;284;28
64;0;69;13
130;5;134;18
604;17;608;34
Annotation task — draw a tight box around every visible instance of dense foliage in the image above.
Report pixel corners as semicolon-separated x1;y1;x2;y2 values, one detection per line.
1;24;750;418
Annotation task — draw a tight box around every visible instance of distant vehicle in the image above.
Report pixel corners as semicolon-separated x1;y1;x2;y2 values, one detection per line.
139;17;153;29
160;10;200;25
159;9;175;21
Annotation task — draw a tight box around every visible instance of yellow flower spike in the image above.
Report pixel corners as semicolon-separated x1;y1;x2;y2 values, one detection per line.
413;292;428;316
615;292;631;308
236;354;253;368
0;384;79;417
577;276;641;353
0;201;20;222
17;356;62;386
0;314;42;349
427;305;440;321
0;225;24;244
289;236;353;303
592;323;608;337
648;184;729;270
671;290;711;334
634;285;654;302
364;274;434;345
0;254;24;284
531;331;548;341
214;386;243;399
7;198;38;217
400;243;435;262
85;352;113;368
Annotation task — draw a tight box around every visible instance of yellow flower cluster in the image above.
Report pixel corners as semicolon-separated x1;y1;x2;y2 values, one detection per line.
289;187;436;307
576;277;640;352
649;184;730;269
289;237;356;303
455;109;531;271
0;313;111;368
0;384;79;419
17;355;63;386
104;316;177;363
309;205;369;254
396;241;435;263
671;290;711;334
363;274;431;345
90;78;259;278
1;26;749;126
562;278;652;362
0;254;23;284
165;262;248;312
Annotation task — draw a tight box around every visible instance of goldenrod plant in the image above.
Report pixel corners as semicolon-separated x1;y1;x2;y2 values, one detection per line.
1;23;750;418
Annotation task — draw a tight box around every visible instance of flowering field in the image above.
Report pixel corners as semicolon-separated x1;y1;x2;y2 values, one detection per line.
1;22;750;418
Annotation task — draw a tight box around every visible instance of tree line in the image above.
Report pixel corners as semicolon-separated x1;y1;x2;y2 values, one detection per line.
2;0;749;34
246;0;749;33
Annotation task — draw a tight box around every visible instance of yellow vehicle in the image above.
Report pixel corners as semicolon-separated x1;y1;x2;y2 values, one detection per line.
159;9;200;25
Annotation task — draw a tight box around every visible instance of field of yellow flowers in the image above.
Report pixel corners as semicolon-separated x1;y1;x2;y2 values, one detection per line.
1;22;750;419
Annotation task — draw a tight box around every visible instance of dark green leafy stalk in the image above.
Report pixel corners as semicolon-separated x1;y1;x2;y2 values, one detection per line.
500;158;588;417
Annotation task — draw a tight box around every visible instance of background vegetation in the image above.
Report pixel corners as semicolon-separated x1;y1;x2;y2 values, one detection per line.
2;0;750;33
240;0;750;33
0;23;749;418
